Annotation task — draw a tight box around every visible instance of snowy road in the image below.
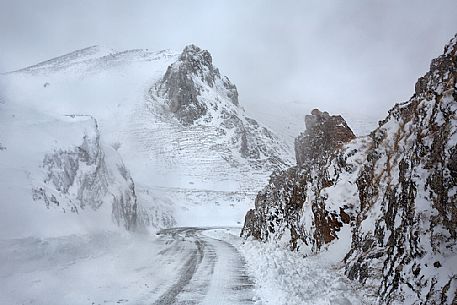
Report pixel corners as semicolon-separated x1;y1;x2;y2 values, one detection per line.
0;228;257;305
0;227;367;305
153;227;256;305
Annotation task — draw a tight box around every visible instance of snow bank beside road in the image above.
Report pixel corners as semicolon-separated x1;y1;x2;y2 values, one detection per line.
205;228;371;305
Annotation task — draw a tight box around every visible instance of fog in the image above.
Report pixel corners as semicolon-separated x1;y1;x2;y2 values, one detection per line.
1;0;456;118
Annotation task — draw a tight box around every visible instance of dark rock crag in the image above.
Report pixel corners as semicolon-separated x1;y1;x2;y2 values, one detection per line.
242;35;457;304
154;44;238;125
241;109;356;251
295;109;356;167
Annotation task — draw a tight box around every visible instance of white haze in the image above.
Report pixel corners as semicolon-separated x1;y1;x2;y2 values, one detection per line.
1;0;456;122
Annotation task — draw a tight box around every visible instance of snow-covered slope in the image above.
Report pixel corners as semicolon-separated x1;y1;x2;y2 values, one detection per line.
0;43;293;232
0;102;143;238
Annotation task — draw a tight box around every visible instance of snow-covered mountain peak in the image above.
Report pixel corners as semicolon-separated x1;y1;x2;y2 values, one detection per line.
148;44;291;172
177;45;238;106
179;44;214;70
153;44;239;125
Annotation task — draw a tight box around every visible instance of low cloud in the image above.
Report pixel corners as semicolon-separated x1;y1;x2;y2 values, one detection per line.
1;0;456;118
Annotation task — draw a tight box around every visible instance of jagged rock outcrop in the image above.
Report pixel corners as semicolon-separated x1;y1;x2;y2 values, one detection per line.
32;116;140;231
151;45;292;169
241;109;356;251
295;109;356;167
242;34;457;304
154;44;238;125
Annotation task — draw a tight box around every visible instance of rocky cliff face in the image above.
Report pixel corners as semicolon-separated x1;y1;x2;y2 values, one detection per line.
242;35;457;304
345;34;457;304
32;116;140;231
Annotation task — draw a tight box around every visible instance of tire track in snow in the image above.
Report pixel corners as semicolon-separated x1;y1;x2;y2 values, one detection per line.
153;229;205;305
153;227;255;305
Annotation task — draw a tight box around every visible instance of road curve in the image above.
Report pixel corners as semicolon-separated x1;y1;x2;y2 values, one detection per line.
152;227;256;305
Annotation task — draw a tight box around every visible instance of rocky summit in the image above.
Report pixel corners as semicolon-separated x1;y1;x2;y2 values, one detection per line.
154;44;239;125
242;34;457;304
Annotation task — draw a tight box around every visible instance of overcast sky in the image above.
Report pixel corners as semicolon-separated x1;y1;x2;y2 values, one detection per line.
1;0;456;118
